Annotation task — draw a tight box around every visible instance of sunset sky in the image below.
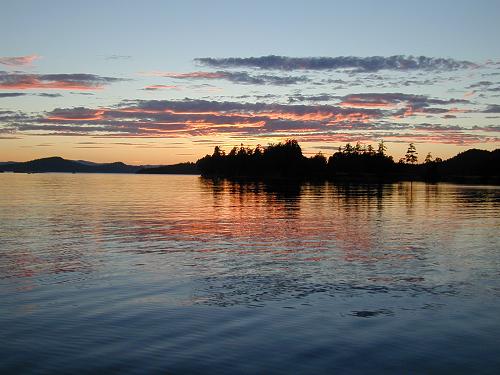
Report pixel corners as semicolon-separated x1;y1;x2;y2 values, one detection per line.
1;0;500;165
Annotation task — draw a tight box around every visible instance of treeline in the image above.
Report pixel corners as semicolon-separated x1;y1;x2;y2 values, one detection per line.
137;162;198;174
196;140;500;183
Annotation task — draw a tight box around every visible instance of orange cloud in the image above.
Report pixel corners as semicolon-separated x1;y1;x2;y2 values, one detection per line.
7;99;496;147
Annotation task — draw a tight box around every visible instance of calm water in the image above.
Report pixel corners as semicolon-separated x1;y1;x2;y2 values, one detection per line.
0;174;499;374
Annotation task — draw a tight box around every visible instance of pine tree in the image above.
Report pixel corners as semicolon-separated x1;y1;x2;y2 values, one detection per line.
405;143;418;164
377;140;387;156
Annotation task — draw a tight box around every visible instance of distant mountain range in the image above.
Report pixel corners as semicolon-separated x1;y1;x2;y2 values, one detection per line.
0;156;199;174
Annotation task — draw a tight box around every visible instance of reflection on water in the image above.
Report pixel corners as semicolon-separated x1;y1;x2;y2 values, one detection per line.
0;174;499;374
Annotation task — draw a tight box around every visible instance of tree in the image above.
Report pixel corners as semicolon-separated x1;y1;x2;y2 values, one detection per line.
366;144;375;155
424;152;433;163
377;140;387;156
254;144;263;157
354;142;362;154
212;146;224;158
405;143;418;164
343;143;354;154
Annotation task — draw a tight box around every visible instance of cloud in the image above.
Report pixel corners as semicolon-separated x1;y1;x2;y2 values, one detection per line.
0;72;126;90
338;93;470;118
413;123;463;131
143;85;181;91
466;81;500;93
155;70;310;85
0;54;40;67
468;81;495;89
288;94;337;103
472;125;500;132
0;92;27;98
340;93;468;108
195;55;476;72
4;99;383;137
105;55;132;60
293;131;499;146
483;104;500;113
0;92;61;98
156;71;225;79
47;107;105;121
2;98;495;146
37;93;63;97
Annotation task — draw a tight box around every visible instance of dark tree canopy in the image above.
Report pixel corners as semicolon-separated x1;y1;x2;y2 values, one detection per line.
194;139;499;183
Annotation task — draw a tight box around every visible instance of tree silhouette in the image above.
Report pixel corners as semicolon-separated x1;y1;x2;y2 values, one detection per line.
366;144;375;155
344;143;354;154
354;142;363;154
377;140;387;156
405;143;418;164
424;152;433;163
195;139;499;183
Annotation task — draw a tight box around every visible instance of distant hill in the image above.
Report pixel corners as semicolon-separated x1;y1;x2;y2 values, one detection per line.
0;156;143;173
438;149;500;177
136;162;199;174
0;156;201;175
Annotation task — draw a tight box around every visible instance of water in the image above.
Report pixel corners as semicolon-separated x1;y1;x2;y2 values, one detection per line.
0;174;499;374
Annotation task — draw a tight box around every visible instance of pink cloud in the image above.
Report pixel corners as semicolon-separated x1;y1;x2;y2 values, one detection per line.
5;99;498;147
0;54;40;67
0;72;124;91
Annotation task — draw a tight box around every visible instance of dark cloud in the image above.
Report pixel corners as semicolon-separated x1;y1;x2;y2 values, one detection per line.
483;104;500;113
467;81;500;92
468;81;495;89
37;93;63;98
0;92;62;98
47;107;103;120
338;93;469;118
413;123;463;131
39;73;124;84
221;71;309;85
195;55;475;72
0;92;27;98
0;72;127;90
163;70;309;85
472;125;500;132
288;94;337;103
340;93;468;108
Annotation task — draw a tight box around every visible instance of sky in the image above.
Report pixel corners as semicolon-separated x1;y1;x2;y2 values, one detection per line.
1;0;500;165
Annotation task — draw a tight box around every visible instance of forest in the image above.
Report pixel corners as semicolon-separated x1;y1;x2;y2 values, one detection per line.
195;139;500;183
